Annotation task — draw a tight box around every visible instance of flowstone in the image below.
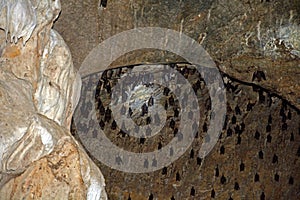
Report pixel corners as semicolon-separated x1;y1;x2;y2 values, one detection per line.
0;0;107;199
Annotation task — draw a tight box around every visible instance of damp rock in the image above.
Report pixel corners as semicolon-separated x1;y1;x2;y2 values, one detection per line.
0;0;107;199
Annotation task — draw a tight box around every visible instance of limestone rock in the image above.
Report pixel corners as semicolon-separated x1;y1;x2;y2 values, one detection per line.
53;0;300;199
0;0;107;199
55;0;300;109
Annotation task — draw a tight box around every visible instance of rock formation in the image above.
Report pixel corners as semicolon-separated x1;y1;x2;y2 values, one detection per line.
55;0;300;110
0;0;107;199
54;0;300;199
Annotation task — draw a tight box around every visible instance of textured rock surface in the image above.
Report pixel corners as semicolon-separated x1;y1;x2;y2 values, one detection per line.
0;0;107;199
54;0;300;109
75;64;300;199
54;0;300;199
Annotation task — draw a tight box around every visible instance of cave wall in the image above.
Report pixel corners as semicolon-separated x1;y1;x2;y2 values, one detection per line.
54;0;300;109
54;0;300;199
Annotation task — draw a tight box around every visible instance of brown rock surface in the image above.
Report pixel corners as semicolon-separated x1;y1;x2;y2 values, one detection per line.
54;0;300;199
75;64;300;199
54;0;300;109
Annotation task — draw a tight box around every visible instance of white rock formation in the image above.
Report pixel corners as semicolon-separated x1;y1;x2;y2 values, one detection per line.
0;0;107;199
